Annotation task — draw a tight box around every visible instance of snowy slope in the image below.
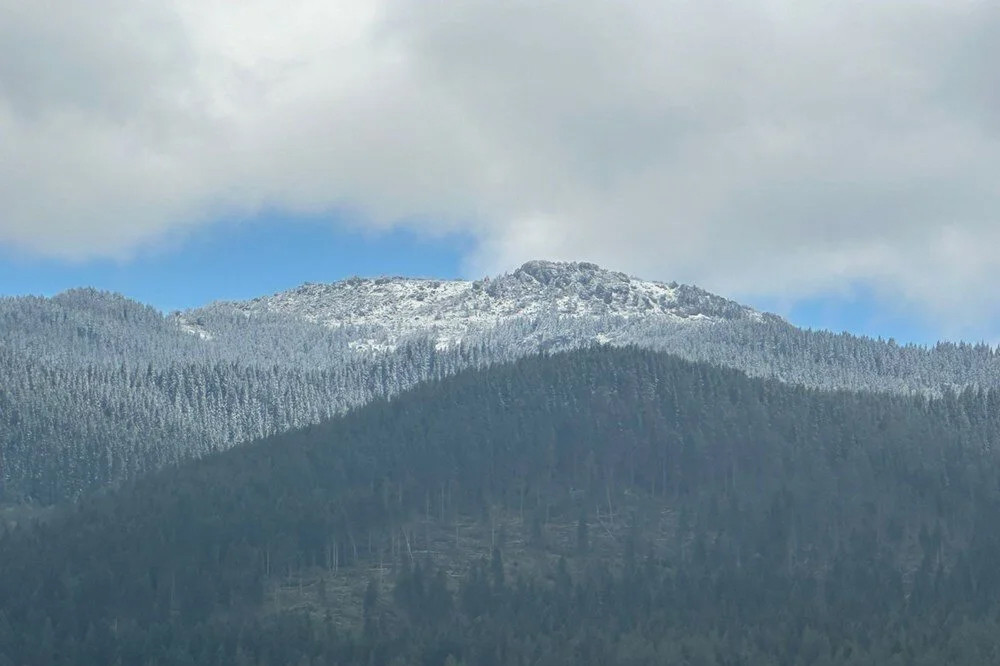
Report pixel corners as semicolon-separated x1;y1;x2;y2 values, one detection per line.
181;260;770;350
7;259;1000;502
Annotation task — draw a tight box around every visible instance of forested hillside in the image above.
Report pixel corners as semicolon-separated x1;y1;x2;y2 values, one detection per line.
2;348;1000;664
4;263;1000;504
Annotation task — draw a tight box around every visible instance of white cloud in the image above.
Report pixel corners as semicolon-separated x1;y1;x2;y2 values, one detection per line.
2;0;999;321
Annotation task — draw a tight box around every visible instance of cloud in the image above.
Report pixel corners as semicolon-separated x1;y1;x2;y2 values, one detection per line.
2;0;999;321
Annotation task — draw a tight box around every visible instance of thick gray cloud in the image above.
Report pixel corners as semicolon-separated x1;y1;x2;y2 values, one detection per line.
2;0;999;322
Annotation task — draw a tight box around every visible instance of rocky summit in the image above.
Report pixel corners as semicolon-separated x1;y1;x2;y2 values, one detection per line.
180;260;767;349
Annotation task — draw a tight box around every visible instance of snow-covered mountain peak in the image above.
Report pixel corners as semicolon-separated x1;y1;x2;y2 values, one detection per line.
182;261;767;349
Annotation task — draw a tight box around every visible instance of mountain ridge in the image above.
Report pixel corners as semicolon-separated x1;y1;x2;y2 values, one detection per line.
5;259;1000;503
178;260;773;350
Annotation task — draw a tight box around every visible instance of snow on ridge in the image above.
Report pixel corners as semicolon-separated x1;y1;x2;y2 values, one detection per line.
181;261;764;346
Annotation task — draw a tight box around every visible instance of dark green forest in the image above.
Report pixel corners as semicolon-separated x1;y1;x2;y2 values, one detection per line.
3;347;1000;664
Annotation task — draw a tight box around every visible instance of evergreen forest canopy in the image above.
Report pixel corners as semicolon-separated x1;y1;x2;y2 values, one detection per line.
4;284;1000;504
2;347;1000;664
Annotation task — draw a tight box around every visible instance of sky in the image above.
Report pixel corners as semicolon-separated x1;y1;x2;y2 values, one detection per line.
2;0;999;344
0;214;473;312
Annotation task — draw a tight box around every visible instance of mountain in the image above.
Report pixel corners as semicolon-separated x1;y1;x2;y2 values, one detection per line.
2;347;1000;664
3;260;1000;502
179;260;766;350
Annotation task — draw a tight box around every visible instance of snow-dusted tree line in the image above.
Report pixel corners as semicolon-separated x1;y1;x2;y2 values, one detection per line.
2;281;1000;503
